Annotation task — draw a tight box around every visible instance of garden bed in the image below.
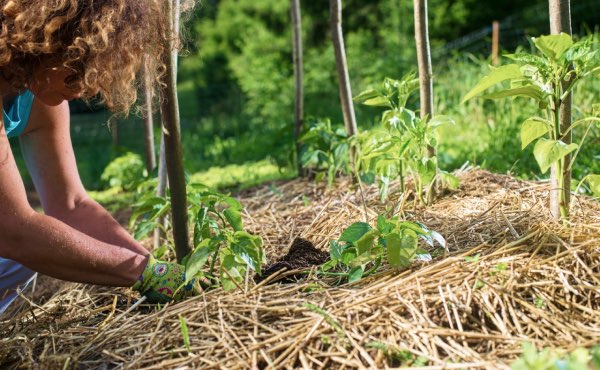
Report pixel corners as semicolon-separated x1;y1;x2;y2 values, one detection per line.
1;169;599;369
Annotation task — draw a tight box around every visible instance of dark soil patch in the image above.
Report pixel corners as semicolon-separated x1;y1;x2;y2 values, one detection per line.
255;238;329;284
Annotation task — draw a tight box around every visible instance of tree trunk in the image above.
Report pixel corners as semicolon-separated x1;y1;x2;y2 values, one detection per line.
329;0;357;137
142;62;156;174
414;0;436;203
291;0;305;177
160;0;190;262
548;0;572;221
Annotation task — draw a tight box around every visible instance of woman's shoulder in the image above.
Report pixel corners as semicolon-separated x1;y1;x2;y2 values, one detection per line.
3;90;35;139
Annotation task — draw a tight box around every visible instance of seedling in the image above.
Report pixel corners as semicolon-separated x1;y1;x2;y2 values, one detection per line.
463;34;600;221
299;119;351;187
354;74;458;203
130;182;265;292
321;215;445;283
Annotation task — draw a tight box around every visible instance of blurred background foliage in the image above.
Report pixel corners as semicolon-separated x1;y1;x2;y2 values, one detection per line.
10;0;599;191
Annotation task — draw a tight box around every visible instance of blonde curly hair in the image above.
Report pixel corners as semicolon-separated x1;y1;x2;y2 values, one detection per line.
0;0;189;113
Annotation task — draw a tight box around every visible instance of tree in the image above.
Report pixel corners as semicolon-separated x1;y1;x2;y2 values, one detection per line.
160;0;191;262
329;0;357;137
548;0;572;220
291;0;305;176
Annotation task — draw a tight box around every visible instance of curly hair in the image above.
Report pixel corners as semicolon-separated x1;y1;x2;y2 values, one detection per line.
0;0;191;113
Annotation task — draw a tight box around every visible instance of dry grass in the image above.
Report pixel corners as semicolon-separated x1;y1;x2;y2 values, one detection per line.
1;169;599;369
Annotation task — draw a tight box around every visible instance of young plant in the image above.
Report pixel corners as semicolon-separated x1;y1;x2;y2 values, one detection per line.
130;182;266;292
463;34;600;221
299;118;351;187
354;74;458;203
322;215;445;283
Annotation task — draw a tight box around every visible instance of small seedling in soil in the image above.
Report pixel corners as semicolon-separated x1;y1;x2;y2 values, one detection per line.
321;215;445;283
366;341;428;367
131;182;265;292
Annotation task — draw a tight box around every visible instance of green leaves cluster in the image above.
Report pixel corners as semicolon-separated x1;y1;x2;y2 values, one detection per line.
322;216;445;283
511;343;600;370
100;152;146;191
463;34;599;193
299;119;351;187
354;75;459;202
130;183;265;292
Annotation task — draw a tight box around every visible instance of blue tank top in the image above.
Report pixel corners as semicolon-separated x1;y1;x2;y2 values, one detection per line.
3;90;35;138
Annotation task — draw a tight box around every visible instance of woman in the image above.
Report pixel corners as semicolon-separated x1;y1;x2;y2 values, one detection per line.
0;0;199;312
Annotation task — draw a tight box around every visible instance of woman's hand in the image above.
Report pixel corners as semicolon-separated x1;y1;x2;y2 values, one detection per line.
132;255;206;303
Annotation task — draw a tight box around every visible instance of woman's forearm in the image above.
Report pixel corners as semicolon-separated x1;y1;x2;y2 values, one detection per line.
48;196;149;256
3;210;148;286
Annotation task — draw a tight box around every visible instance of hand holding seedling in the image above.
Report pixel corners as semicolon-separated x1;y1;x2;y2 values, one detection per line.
132;255;205;304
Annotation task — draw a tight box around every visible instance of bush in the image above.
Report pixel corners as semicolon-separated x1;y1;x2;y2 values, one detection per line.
100;152;146;190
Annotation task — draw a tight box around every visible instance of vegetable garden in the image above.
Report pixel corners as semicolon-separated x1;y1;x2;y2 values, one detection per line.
1;0;599;369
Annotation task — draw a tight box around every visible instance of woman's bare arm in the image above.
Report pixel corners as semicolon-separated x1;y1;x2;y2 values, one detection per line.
19;99;148;255
0;99;147;286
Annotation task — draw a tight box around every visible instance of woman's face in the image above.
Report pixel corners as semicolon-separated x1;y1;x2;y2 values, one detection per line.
28;61;84;105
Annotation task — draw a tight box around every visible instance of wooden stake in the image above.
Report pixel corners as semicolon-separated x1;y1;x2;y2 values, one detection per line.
548;0;572;221
159;0;190;262
329;0;357;137
491;21;499;66
414;0;436;203
291;0;305;177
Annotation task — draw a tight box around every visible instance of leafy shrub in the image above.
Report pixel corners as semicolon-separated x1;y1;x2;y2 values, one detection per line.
100;152;146;190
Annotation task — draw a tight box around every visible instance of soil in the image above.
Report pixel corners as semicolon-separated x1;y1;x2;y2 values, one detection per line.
255;237;329;283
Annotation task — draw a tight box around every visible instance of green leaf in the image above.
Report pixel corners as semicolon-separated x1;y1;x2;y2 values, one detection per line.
185;239;214;283
438;171;460;190
361;96;390;107
427;115;455;129
376;215;392;234
416;157;437;186
193;207;209;246
330;240;344;260
354;88;380;103
586;175;600;196
339;222;373;243
533;33;573;60
481;85;545;101
533;138;578;174
220;254;243;292
179;315;191;353
133;220;157;240
521;117;550;149
231;231;264;274
223;207;243;231
385;231;417;268
354;229;378;257
360;172;375;185
340;248;358;266
348;266;364;283
461;64;522;103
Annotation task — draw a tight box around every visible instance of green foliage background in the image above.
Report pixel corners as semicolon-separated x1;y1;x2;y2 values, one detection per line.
10;0;599;190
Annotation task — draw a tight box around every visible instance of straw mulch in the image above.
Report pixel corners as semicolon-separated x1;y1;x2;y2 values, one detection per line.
1;169;599;369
